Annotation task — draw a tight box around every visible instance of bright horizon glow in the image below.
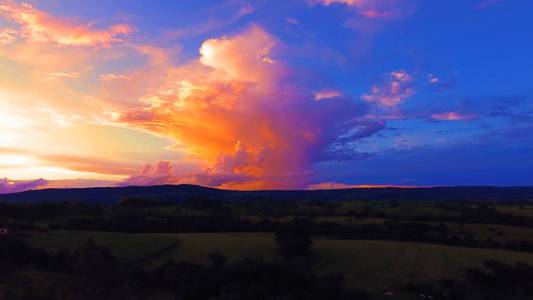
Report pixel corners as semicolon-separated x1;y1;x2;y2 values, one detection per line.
1;0;532;194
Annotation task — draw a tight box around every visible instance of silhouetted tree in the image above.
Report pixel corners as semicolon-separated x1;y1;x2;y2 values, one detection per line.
275;220;314;260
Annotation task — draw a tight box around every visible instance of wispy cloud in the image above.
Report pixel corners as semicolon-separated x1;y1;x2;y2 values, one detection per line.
0;1;133;46
309;0;411;19
314;89;343;101
162;2;255;39
99;73;132;81
476;0;505;9
0;28;17;44
430;112;472;121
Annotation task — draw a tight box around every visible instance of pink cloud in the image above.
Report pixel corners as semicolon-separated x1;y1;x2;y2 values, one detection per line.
47;71;80;79
121;161;181;186
0;1;133;46
361;70;415;107
358;10;393;19
314;89;343;101
199;25;279;83
0;177;48;194
0;28;17;44
99;73;132;81
120;160;254;188
310;0;409;19
43;179;117;189
428;74;440;84
431;112;471;121
238;4;256;17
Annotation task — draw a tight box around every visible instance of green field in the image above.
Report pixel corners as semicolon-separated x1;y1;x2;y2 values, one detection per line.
27;231;179;265
27;231;533;295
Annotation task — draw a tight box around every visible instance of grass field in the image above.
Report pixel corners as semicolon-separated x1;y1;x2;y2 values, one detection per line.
27;231;179;265
446;222;533;243
314;239;533;292
26;231;533;295
496;205;533;217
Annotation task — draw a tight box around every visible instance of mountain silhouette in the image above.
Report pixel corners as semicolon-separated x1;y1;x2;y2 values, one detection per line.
1;185;532;204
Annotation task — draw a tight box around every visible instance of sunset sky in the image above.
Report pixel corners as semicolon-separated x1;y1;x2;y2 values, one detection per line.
1;0;532;193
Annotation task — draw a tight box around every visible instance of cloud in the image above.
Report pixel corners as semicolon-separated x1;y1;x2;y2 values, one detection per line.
430;112;471;121
238;4;255;17
99;73;132;81
477;0;504;9
286;17;299;25
0;178;48;194
314;131;533;186
43;179;117;189
361;70;415;107
47;71;80;79
314;89;343;101
0;28;17;44
307;182;417;189
0;1;133;46
199;25;278;82
428;74;440;84
0;177;119;194
310;0;410;19
116;25;379;189
120;161;180;187
162;3;256;40
41;154;140;176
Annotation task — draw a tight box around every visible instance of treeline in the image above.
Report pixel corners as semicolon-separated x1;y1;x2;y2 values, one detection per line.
347;203;533;228
57;213;533;254
2;201;533;254
3;200;533;229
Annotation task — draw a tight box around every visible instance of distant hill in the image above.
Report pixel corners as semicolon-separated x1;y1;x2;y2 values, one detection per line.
1;185;533;204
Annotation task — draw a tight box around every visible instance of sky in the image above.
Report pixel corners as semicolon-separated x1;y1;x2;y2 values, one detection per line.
0;0;532;193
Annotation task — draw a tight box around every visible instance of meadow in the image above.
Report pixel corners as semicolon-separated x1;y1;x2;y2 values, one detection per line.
25;230;533;296
2;187;533;299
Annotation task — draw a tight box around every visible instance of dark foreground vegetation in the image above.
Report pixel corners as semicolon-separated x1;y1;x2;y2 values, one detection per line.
2;185;533;299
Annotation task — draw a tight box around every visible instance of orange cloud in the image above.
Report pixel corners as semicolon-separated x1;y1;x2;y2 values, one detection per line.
116;25;373;189
361;70;415;107
0;1;133;46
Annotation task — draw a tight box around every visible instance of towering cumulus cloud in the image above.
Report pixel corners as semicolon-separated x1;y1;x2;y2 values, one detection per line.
118;26;377;189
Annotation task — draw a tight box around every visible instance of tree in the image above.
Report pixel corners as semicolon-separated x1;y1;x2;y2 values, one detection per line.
275;220;314;260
